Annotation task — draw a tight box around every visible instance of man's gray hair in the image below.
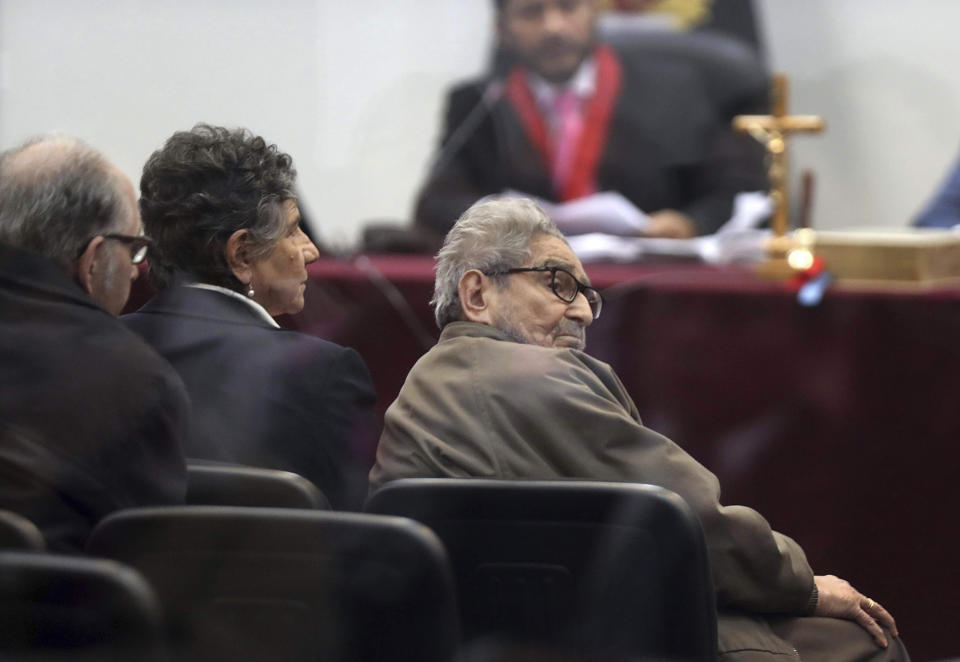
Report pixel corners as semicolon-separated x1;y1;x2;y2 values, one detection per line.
432;197;566;328
0;135;129;268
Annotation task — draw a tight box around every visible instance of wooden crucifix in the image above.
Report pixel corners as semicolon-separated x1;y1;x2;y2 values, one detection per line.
733;74;825;238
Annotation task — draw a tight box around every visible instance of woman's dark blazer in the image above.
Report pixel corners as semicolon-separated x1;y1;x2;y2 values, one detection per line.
123;285;377;510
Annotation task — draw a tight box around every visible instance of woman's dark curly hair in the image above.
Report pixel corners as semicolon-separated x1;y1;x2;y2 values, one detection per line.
139;124;297;289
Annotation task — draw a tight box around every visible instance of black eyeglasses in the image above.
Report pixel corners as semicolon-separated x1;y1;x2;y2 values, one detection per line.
77;233;153;265
484;266;603;319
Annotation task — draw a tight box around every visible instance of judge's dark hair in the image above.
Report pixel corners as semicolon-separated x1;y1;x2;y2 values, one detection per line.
0;135;130;270
139;124;297;290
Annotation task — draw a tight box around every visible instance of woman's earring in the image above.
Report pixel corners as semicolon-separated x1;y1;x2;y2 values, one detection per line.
246;283;255;298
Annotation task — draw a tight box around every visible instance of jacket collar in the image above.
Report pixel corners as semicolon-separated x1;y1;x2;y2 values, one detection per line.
185;283;278;328
132;284;278;329
439;321;512;344
0;243;101;312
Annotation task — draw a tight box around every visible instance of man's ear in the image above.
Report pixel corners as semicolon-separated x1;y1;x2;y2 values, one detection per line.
458;269;497;325
74;236;105;296
225;229;254;285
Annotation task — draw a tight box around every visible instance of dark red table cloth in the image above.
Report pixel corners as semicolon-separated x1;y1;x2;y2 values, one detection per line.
276;255;960;660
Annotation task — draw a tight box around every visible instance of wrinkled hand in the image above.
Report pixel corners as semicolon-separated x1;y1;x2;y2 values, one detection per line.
813;575;899;648
643;210;697;239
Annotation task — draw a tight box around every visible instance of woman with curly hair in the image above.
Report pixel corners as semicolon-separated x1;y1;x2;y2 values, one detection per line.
124;124;376;510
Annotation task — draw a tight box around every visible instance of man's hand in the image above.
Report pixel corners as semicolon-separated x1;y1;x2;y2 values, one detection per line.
643;210;697;239
813;574;899;648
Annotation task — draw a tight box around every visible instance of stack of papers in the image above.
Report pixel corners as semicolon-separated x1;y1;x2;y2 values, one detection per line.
565;191;774;264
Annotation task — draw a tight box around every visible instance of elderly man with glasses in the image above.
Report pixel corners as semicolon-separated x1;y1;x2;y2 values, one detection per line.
370;196;908;662
0;135;188;552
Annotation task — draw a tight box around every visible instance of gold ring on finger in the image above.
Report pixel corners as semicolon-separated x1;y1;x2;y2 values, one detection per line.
867;599;876;610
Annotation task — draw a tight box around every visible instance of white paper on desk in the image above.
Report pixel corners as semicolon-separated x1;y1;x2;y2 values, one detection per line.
568;233;705;263
567;233;645;262
566;191;772;264
569;228;770;264
718;191;774;234
501;189;649;235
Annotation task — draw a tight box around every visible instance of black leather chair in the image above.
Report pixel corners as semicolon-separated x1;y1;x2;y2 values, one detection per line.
186;462;330;509
607;29;770;117
366;479;716;662
87;505;460;662
0;509;45;550
0;550;164;661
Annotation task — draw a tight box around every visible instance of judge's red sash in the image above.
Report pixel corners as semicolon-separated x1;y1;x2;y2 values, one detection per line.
505;44;623;201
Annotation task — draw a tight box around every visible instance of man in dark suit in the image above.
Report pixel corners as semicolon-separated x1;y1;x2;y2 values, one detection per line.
124;125;377;510
414;0;766;239
0;135;189;552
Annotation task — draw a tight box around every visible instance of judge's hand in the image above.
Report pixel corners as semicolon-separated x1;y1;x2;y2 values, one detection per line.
642;210;697;239
813;574;899;648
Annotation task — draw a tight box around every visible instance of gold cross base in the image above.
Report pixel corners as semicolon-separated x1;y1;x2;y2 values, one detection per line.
754;257;802;281
753;235;807;281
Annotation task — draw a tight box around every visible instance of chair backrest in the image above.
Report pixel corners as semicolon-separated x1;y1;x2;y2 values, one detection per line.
366;479;717;662
608;30;770;117
0;509;46;550
87;505;459;662
0;550;164;662
186;462;330;509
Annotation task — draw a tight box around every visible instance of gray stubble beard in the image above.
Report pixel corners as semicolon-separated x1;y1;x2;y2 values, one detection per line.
493;314;586;352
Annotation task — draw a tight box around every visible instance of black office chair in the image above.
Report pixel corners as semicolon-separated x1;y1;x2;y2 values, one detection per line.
366;479;716;662
87;505;460;662
0;509;46;550
609;30;770;117
186;462;330;509
0;550;164;661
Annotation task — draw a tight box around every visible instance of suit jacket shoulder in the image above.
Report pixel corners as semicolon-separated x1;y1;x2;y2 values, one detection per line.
415;46;765;235
124;285;377;509
0;245;188;551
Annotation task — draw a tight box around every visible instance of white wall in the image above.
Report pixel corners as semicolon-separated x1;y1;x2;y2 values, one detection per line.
0;0;491;247
757;0;960;229
2;1;960;240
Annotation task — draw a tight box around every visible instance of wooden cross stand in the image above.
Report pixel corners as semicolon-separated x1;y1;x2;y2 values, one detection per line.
733;74;825;276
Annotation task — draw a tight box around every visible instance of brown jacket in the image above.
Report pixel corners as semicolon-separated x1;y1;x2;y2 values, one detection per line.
371;321;814;615
371;322;913;661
